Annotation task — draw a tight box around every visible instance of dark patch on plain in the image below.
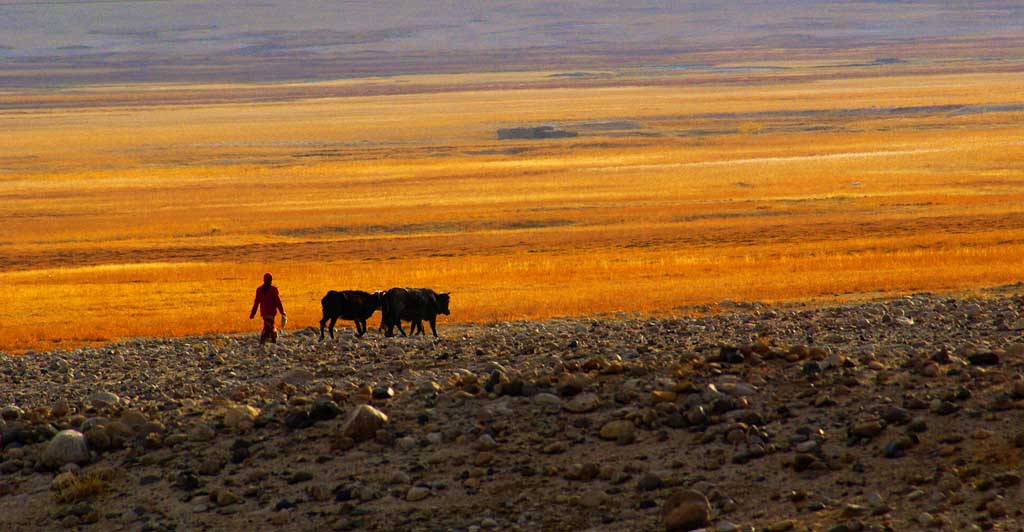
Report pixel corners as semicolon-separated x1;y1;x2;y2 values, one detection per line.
572;120;644;131
547;72;610;79
498;126;578;140
276;218;575;238
675;210;798;223
464;147;534;156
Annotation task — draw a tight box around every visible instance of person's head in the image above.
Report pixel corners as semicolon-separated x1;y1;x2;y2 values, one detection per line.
263;273;273;287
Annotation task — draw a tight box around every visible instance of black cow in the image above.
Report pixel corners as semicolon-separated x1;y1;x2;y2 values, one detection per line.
380;287;451;338
319;290;383;339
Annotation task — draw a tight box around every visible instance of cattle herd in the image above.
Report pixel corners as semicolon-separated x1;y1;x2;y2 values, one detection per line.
318;287;451;340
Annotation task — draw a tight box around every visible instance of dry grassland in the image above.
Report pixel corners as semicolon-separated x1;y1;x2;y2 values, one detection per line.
2;67;1023;352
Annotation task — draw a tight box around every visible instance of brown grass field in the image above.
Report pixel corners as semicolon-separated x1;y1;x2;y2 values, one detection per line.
2;64;1023;352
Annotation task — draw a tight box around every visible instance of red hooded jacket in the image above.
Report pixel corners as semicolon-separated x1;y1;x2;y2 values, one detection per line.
251;283;284;318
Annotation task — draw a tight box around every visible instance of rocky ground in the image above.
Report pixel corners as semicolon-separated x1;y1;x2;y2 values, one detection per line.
3;287;1024;532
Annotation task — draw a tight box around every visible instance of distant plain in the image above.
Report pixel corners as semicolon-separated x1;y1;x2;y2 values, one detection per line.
2;52;1023;351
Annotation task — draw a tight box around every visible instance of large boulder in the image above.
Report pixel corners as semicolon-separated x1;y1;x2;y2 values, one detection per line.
339;405;388;443
42;430;91;468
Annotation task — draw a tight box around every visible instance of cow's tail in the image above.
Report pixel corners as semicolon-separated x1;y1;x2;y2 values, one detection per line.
379;293;392;329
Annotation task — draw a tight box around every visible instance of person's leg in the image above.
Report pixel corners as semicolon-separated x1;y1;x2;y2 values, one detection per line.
261;317;275;344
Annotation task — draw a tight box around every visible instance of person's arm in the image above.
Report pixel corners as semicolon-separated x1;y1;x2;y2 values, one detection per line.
275;289;285;316
249;288;260;319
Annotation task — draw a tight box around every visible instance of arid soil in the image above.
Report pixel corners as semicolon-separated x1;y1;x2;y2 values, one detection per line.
3;287;1024;532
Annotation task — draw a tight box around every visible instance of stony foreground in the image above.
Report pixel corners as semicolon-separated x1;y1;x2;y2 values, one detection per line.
3;288;1024;532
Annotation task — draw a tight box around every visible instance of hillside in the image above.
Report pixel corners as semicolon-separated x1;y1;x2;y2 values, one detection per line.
1;1;1023;86
3;288;1024;531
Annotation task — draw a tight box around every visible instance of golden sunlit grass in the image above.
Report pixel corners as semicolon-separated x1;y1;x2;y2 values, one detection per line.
1;64;1022;352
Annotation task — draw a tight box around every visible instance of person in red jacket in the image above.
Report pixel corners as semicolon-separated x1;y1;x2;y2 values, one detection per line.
249;272;286;344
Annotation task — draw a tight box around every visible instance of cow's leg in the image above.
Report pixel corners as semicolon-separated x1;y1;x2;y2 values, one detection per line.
328;317;338;339
319;316;328;340
396;321;407;337
355;319;365;337
429;317;438;337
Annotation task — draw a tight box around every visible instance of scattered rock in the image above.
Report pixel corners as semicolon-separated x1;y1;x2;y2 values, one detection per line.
41;430;90;468
288;471;314;484
1;405;24;421
768;520;796;532
284;410;313;430
210;488;241;507
372;386;395;400
968;352;1000;366
339;405;389;442
3;293;1024;531
309;398;343;421
223;405;260;432
534;393;563;408
189;424;216;442
850;420;884;439
279;368;314;386
565;393;601;413
406;486;430;502
86;391;120;407
637;472;663;491
661;489;710;531
599;420;636;442
119;409;149;429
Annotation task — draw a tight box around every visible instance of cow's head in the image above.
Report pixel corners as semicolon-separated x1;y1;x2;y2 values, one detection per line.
436;293;451;315
371;290;385;309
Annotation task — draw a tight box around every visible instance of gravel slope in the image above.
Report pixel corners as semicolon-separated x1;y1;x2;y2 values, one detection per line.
2;287;1024;531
